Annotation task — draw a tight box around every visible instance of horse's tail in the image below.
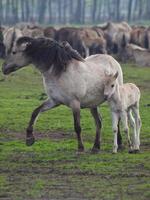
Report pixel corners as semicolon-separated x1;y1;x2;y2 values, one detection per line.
144;31;149;49
121;33;127;48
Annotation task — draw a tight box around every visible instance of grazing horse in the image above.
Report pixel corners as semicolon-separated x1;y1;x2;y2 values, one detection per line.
2;37;123;152
3;27;23;56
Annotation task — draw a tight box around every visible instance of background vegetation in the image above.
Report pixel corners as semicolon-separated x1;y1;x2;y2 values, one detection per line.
0;0;150;25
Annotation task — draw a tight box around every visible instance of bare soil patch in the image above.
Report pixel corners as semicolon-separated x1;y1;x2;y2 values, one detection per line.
0;130;74;141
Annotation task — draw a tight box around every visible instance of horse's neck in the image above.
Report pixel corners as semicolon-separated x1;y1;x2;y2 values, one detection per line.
42;65;57;82
34;61;54;74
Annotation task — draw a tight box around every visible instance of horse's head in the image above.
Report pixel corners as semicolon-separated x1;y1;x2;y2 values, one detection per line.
2;37;32;75
104;71;119;100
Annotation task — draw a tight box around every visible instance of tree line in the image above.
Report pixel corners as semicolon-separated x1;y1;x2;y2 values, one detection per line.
0;0;150;25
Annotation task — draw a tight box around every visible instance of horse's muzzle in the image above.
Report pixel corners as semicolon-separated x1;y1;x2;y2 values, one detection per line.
104;95;108;101
2;62;17;75
2;62;9;75
2;62;7;74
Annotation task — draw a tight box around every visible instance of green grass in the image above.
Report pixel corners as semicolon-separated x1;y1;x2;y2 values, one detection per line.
0;60;150;200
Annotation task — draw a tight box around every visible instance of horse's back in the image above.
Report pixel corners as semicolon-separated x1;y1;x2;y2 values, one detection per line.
85;54;123;85
67;54;123;107
44;54;123;108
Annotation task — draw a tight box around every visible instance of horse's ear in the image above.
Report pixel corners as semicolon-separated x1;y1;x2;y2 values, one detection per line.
104;70;109;76
17;36;33;51
104;70;112;77
20;41;32;51
113;71;118;79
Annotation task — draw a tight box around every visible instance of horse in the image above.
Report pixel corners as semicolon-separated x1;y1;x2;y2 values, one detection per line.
2;37;123;153
3;27;23;56
104;72;141;153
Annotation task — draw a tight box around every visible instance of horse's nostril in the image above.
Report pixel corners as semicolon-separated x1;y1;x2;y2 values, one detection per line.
2;68;8;75
2;63;6;72
104;95;108;100
2;62;9;75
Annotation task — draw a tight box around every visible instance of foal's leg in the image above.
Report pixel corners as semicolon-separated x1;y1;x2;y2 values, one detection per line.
117;118;123;149
90;107;102;153
132;104;141;151
127;110;136;150
112;112;119;153
70;100;84;152
26;99;58;146
121;112;132;149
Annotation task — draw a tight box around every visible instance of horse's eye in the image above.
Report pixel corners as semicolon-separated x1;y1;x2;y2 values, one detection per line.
111;84;114;88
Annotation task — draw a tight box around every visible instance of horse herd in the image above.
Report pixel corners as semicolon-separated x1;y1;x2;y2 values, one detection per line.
1;21;143;154
1;21;150;66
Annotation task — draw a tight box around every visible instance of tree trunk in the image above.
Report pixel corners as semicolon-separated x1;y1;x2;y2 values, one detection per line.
128;0;133;21
107;0;111;21
116;0;120;21
38;0;47;23
11;0;19;24
75;0;82;24
58;0;62;24
81;0;85;24
92;0;97;23
146;0;150;19
62;0;67;24
138;0;143;20
69;0;73;23
16;0;19;22
5;0;11;24
48;0;52;23
21;0;25;22
0;1;3;24
30;0;35;21
97;0;102;22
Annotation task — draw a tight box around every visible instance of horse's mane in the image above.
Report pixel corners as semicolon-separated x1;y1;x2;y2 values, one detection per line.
17;37;84;75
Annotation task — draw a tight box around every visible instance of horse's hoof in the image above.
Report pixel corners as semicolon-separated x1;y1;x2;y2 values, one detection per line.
118;145;124;150
91;148;100;154
26;137;35;146
128;149;140;154
112;150;117;154
76;151;85;155
76;148;85;155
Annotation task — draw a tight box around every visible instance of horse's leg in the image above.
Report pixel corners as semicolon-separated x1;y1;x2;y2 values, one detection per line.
26;99;58;146
90;107;102;153
121;112;132;150
71;100;84;152
117;118;123;149
112;112;119;153
131;105;141;152
127;110;136;148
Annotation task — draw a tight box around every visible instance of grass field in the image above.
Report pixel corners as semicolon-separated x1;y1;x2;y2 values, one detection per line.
0;60;150;200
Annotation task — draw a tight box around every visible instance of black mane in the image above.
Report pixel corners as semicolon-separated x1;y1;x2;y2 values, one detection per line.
17;37;84;75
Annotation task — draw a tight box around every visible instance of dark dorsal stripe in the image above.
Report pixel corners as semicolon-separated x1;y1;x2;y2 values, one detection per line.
8;28;16;55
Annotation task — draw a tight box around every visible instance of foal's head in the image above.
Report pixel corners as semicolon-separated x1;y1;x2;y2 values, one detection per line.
104;71;118;100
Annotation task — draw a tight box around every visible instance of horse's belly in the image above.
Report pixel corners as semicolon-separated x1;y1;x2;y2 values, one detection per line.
80;89;105;108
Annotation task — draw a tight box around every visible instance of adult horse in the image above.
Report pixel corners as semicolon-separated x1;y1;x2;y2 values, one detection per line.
2;37;123;152
3;27;23;56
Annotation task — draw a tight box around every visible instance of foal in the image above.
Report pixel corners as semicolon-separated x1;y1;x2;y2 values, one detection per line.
104;72;141;153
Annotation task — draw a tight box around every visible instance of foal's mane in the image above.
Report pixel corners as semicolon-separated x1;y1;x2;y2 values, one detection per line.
17;37;84;75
